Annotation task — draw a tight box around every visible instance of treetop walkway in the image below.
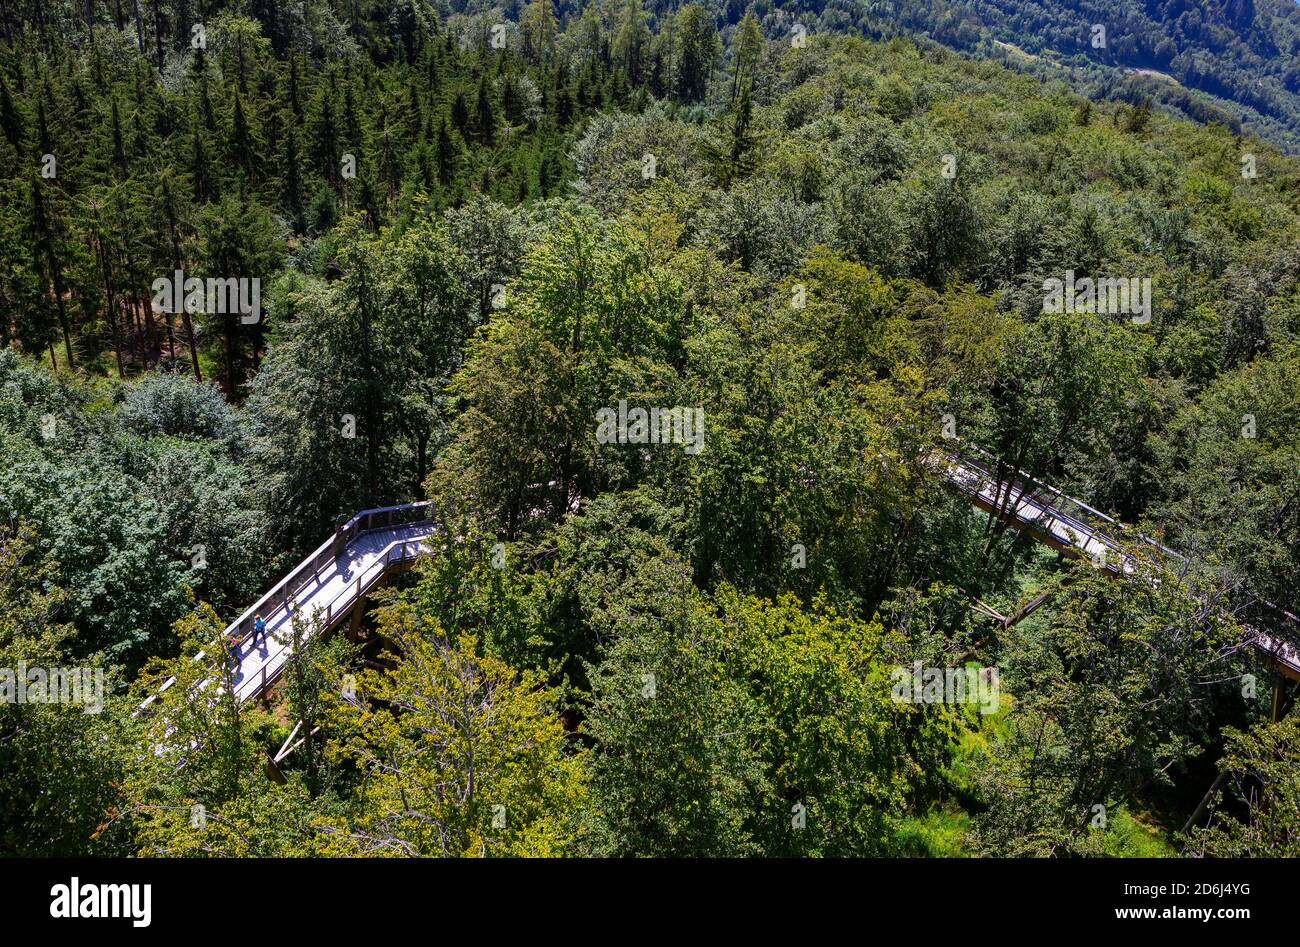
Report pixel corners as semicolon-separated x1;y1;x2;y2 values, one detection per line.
139;502;436;714
141;445;1299;718
938;445;1300;682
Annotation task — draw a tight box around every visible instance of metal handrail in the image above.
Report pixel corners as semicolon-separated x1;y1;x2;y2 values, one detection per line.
941;451;1121;548
941;448;1187;563
955;444;1122;526
229;501;433;646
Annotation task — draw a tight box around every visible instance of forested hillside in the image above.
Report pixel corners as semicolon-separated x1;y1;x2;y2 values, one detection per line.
857;0;1300;153
708;0;1300;153
1;2;1298;859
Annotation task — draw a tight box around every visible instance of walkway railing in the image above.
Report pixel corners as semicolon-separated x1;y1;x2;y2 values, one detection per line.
939;446;1191;566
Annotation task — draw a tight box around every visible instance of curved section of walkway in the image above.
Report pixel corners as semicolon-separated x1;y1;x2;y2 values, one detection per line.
144;443;1299;720
141;503;436;713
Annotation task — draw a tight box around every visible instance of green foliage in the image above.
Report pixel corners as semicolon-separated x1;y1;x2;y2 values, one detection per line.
0;525;129;856
581;558;769;856
121;600;352;856
972;550;1242;856
324;615;589;857
0;351;265;664
3;9;1300;860
582;578;960;856
247;209;472;551
119;371;240;442
1187;714;1300;856
1152;345;1300;616
0;4;590;383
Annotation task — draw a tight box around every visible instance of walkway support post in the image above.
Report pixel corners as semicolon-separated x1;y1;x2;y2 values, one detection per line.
1271;674;1298;722
265;753;287;785
348;595;366;639
1182;770;1228;836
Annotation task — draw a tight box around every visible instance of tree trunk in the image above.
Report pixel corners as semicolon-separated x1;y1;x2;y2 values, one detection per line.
131;0;143;51
223;311;238;395
151;0;163;68
46;253;76;370
416;428;428;491
144;297;158;365
94;230;126;379
166;212;202;382
35;0;47;52
162;302;177;363
181;305;202;381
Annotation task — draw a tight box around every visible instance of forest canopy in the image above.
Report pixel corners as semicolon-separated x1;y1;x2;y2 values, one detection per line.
0;1;1298;859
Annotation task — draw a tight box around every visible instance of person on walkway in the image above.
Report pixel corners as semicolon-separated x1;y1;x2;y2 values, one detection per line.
253;613;267;647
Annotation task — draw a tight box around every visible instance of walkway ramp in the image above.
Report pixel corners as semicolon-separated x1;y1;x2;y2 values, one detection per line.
144;444;1299;715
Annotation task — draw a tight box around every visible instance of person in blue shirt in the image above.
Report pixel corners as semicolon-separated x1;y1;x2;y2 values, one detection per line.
253;613;267;647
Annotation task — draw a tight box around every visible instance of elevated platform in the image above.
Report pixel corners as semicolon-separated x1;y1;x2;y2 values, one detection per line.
141;503;436;713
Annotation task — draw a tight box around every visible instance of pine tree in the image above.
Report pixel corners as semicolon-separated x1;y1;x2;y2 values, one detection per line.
425;46;441;91
197;75;218;132
110;98;128;177
310;84;341;190
36;93;54;157
159;174;202;381
614;0;650;85
673;4;720;104
0;75;24;148
474;75;495;146
451;90;470;134
287;54;303;121
230;91;259;178
190;126;216;202
28;177;76;369
521;0;559;65
731;11;763;104
281;123;303;227
436;118;457;186
554;85;574;127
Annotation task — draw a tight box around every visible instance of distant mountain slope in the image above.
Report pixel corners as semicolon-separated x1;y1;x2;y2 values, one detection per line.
620;0;1300;150
857;0;1300;151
